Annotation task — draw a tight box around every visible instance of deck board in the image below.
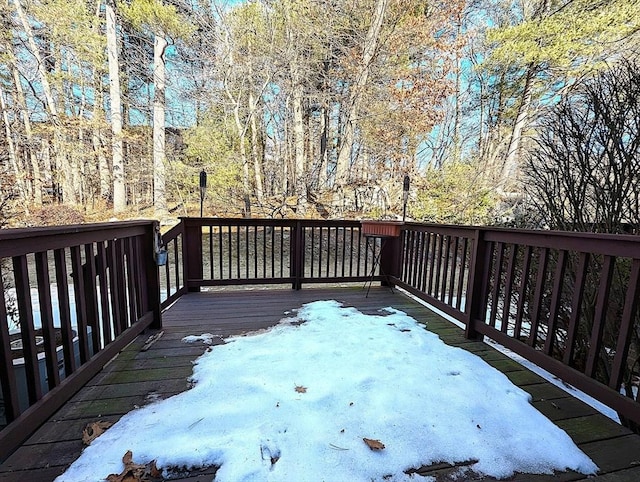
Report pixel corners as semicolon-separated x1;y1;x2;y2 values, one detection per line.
1;286;640;481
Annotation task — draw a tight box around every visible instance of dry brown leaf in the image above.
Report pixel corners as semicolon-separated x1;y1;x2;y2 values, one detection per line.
295;385;307;393
106;450;162;482
122;450;135;466
363;438;385;451
82;421;113;445
149;461;162;478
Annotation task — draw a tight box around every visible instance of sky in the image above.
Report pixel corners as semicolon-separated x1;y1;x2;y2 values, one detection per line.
55;300;598;482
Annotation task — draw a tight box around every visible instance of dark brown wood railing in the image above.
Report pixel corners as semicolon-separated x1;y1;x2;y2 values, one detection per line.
0;221;161;461
397;223;640;430
3;217;639;462
160;218;383;297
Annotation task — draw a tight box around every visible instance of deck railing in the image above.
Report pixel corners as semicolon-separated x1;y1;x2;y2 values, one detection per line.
159;218;384;304
2;217;639;462
0;221;161;461
397;223;640;430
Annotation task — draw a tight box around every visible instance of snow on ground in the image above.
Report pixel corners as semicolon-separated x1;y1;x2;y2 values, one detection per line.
56;300;598;482
401;289;621;423
182;333;219;345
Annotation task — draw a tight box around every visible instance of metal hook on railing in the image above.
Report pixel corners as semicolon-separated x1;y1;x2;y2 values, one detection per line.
154;224;168;266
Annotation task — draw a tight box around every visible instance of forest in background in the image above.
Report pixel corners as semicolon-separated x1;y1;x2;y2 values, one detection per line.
0;0;639;230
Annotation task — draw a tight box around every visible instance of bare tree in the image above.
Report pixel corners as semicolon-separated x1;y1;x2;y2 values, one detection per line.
524;60;640;431
525;59;640;233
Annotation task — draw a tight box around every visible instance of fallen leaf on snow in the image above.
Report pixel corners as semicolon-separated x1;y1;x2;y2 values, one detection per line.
106;450;162;482
295;385;307;393
363;438;385;450
82;421;113;445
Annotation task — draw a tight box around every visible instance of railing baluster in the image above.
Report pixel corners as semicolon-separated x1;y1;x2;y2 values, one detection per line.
34;251;60;390
544;250;568;355
124;239;139;330
117;240;130;331
271;226;276;278
456;237;467;310
489;242;505;329
441;235;451;303
428;234;438;296
96;242;112;347
514;246;533;341
527;248;549;348
218;225;224;280
411;231;421;288
244;226;252;279
164;239;172;296
70;246;90;363
263;225;267;278
585;255;615;379
319;227;324;277
83;244;100;353
227;226;232;280
107;240;122;336
132;237;145;323
411;231;420;289
327;227;332;277
334;227;340;278
356;227;363;277
448;236;460;305
53;248;75;377
13;254;41;405
500;244;518;334
209;225;214;280
349;226;354;276
236;227;240;279
280;226;284;278
407;231;418;284
609;258;640;390
420;232;430;293
434;235;444;299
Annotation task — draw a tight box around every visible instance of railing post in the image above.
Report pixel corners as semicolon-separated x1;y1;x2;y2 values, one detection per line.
183;218;203;293
464;229;488;340
145;222;162;329
291;221;303;290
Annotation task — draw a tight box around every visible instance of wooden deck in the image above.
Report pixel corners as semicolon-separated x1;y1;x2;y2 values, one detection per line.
1;287;640;481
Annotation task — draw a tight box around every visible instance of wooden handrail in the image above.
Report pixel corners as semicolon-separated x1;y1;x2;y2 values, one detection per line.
3;217;639;463
396;223;640;429
0;220;161;461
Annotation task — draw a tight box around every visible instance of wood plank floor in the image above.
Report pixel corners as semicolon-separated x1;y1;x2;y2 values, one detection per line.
1;287;639;481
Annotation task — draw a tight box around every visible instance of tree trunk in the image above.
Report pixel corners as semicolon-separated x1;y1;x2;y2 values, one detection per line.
11;0;71;203
230;96;252;217
292;80;306;213
11;66;41;205
499;64;535;194
282;96;290;196
0;85;26;201
335;0;388;185
319;101;329;190
107;1;126;212
249;91;264;204
91;89;111;200
153;34;168;217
